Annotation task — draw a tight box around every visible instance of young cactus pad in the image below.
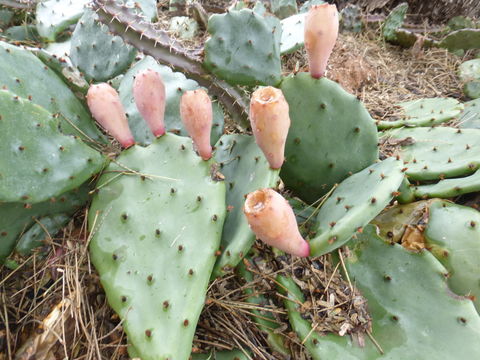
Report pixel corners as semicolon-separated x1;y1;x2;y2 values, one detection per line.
70;9;136;82
384;126;480;181
425;200;480;312
118;56;224;146
413;169;480;199
377;97;464;129
309;157;404;256
88;133;226;360
280;73;378;203
0;41;103;141
203;9;282;86
0;89;105;204
278;225;480;359
212;134;279;277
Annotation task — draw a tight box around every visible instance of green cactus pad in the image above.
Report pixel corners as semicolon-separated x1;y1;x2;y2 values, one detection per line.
3;25;40;42
377;97;464;129
253;1;267;16
384;126;480;181
439;29;480;52
280;13;305;55
0;90;105;203
280;73;378;203
36;0;90;41
309;157;404;256
396;177;415;203
425;200;480;311
0;186;89;264
15;214;70;256
212;134;280;277
237;257;290;355
413;169;480;198
340;4;363;33
119;0;157;21
118;56;224;146
32;47;89;94
278;225;480;359
88;133;226;360
70;9;136;82
382;2;408;42
459;98;480;128
270;0;298;19
204;9;282;86
0;41;103;141
459;59;480;99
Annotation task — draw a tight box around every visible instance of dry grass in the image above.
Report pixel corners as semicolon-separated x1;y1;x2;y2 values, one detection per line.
0;10;473;360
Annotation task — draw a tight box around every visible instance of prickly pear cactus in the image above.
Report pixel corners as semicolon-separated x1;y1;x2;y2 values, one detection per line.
382;2;408;42
0;41;103;141
309;157;404;256
70;9;136;81
459;59;480;99
118;56;224;146
88;133;226;360
280;13;305;55
270;0;298;19
439;28;480;52
280;73;378;203
212;134;280;277
0;185;89;264
0;89;105;204
385;126;480;180
340;4;363;33
377;97;464;129
203;9;282;86
15;214;70;256
425;200;480;312
414;169;480;198
459;98;480;129
278;225;480;359
36;0;90;41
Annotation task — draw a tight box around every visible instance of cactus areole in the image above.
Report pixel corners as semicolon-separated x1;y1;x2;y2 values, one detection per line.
249;86;291;169
244;189;310;257
304;4;339;78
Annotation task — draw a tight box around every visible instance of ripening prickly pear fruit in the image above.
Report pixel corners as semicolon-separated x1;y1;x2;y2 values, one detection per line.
133;69;166;137
304;4;339;78
180;89;213;160
86;83;135;148
244;189;310;257
249;86;290;169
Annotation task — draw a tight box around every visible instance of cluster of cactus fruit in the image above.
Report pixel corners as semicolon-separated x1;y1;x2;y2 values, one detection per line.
1;0;480;359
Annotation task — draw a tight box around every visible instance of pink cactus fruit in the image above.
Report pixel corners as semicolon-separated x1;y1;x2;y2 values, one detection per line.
304;3;339;78
244;189;310;257
249;86;290;169
180;89;213;160
133;69;166;137
86;83;135;148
